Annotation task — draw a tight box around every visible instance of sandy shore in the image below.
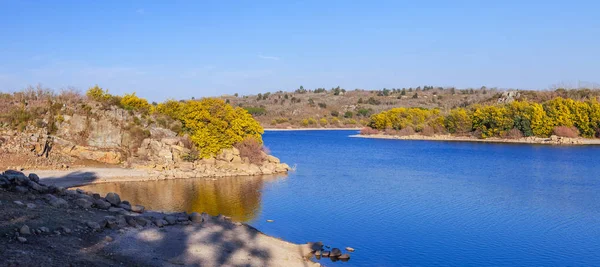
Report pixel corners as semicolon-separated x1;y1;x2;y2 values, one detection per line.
0;175;321;267
351;134;600;145
264;127;360;131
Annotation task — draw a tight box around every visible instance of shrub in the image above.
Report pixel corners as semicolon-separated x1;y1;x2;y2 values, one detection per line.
86;85;111;102
121;92;151;113
244;106;267;116
319;118;328;125
398;126;415;136
421;125;435;136
553;126;579;138
234;137;266;164
505;128;524;139
360;127;379;135
179;98;263;158
344;111;353;118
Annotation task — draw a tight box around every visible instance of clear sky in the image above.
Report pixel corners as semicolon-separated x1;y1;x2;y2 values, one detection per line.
1;0;599;101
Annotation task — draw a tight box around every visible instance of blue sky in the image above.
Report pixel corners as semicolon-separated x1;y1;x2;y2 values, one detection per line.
1;0;599;101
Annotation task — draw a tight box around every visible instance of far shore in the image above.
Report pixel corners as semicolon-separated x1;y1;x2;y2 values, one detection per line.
264;127;360;131
351;134;600;146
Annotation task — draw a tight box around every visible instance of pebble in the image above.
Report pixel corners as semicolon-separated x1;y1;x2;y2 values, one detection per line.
13;201;24;206
17;237;27;243
266;219;274;223
19;225;31;235
345;247;355;252
26;203;36;209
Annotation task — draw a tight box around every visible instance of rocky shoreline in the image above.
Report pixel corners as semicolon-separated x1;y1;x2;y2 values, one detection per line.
0;170;351;266
352;133;600;146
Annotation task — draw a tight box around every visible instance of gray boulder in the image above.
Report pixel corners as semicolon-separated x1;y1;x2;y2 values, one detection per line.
28;173;40;183
75;198;93;209
93;199;112;210
118;203;132;211
105;192;121;206
48;197;69;208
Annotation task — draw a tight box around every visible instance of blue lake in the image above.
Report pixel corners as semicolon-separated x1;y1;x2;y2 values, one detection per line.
83;130;600;266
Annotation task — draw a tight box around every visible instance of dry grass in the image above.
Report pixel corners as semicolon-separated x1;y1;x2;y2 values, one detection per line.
234;137;266;164
553;126;579;138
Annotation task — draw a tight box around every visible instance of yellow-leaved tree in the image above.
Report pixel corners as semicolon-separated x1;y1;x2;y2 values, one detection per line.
179;98;263;158
121;92;151;113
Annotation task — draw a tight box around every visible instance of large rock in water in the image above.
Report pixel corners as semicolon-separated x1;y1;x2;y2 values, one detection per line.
105;193;121;205
331;248;342;257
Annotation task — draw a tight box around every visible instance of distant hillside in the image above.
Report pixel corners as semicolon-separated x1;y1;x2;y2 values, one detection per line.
219;86;600;129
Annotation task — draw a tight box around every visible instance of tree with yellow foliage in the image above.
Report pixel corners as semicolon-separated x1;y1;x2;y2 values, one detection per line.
178;98;263;158
121;92;151;113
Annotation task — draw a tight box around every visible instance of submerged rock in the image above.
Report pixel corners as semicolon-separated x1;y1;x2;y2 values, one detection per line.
331;248;342;257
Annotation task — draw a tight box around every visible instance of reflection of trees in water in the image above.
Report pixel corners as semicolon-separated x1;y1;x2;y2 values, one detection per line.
78;175;285;222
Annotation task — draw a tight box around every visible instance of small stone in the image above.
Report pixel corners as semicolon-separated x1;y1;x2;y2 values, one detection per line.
13;201;24;206
345;247;355;252
103;236;113;242
60;226;72;234
131;205;145;213
125;216;139;227
322;251;330;257
105;192;121;206
266;219;274;223
315;250;322;256
19;225;31;235
189;212;203;223
134;217;150;227
26;203;36;209
103;216;119;229
331;248;342;257
154;219;167;227
48;197;68;208
164;216;177;225
39;227;50;233
17;237;27;243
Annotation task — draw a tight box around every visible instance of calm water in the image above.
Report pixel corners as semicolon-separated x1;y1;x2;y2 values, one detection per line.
81;130;600;266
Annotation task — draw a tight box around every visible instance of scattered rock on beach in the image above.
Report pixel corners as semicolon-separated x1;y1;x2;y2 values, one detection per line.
93;199;112;210
131;205;145;213
28;173;40;183
17;237;27;243
105;193;121;206
20;225;31;235
75;198;93;209
189;212;203;223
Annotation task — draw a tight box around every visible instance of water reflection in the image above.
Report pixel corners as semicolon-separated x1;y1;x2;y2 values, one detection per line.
77;175;285;222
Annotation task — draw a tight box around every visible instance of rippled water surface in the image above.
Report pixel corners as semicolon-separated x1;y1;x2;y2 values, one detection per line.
81;130;600;266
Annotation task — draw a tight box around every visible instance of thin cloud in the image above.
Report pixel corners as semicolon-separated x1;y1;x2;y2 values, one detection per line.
258;54;280;61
